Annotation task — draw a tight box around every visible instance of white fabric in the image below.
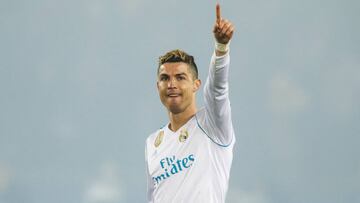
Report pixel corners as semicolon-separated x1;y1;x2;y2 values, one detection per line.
145;52;235;203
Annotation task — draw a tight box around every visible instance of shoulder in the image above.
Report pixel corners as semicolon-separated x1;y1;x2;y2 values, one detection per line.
146;129;161;143
195;107;235;147
195;107;206;118
194;107;209;136
146;126;166;148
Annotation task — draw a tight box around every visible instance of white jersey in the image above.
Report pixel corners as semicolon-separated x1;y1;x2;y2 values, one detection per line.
145;52;235;203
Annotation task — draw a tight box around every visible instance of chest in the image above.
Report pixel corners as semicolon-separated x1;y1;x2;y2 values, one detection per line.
147;124;212;182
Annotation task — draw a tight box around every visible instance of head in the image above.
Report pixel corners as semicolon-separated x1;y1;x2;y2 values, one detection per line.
157;49;201;114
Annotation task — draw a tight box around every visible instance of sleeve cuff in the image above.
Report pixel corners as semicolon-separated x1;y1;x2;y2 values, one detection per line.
213;51;230;67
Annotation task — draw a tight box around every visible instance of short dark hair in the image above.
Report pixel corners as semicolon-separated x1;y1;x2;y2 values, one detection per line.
158;49;198;79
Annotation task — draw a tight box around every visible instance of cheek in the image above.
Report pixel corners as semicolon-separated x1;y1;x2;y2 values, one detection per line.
159;89;166;98
157;83;166;92
183;86;194;97
159;87;168;101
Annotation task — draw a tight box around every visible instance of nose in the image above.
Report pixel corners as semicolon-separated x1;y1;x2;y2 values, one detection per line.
167;77;177;88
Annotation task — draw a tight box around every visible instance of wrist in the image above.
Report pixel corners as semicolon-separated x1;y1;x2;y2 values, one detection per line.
215;41;230;53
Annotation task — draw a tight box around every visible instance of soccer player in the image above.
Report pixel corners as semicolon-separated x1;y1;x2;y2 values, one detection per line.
145;3;235;202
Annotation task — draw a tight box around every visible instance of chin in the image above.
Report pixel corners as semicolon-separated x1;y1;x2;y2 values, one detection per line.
167;105;183;114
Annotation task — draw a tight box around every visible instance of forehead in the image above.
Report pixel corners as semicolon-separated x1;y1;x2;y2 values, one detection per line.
158;62;191;75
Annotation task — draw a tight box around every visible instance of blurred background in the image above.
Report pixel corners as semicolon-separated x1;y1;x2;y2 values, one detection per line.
0;0;359;202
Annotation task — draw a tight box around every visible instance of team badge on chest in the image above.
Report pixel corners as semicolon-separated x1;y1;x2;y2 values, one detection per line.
179;129;189;143
154;130;164;148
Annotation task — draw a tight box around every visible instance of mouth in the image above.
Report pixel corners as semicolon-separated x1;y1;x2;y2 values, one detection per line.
167;92;181;98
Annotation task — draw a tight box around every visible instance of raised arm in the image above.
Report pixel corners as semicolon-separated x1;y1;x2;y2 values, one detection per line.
200;3;235;146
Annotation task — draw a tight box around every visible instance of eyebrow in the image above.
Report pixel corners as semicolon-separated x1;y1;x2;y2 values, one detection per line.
159;72;188;77
175;73;188;77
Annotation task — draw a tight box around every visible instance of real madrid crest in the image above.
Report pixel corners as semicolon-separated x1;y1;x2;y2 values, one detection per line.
179;129;189;143
154;130;164;148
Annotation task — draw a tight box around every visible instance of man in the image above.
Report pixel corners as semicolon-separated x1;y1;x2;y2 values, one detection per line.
145;4;235;202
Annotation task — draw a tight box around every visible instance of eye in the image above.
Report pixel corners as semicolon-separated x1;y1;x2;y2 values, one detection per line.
160;75;169;81
177;75;186;80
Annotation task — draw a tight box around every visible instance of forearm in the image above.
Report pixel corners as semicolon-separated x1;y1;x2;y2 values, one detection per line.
210;51;230;90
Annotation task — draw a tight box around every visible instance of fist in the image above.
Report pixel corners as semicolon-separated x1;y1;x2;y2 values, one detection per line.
213;4;235;44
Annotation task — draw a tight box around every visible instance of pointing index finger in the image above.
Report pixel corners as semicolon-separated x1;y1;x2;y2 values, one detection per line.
216;3;221;22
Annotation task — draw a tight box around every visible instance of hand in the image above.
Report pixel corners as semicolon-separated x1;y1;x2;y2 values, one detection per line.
213;3;235;45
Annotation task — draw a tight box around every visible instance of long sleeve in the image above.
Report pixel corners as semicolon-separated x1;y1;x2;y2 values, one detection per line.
201;51;235;146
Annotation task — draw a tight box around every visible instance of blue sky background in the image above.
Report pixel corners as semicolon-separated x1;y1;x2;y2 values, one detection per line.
0;0;359;202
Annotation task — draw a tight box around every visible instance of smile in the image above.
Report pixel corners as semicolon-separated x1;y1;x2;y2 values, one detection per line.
167;94;181;97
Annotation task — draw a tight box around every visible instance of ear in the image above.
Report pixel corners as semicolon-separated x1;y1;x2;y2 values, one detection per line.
193;79;201;92
157;81;160;90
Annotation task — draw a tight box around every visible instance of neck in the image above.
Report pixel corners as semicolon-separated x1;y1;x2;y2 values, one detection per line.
168;105;197;132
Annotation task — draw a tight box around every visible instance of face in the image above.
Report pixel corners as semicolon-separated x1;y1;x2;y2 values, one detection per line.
157;62;201;114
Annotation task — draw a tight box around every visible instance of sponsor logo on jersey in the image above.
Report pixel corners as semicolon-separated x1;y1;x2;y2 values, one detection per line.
152;154;195;187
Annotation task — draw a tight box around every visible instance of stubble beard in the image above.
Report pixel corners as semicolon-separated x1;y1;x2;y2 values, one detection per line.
166;97;194;115
167;101;184;115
